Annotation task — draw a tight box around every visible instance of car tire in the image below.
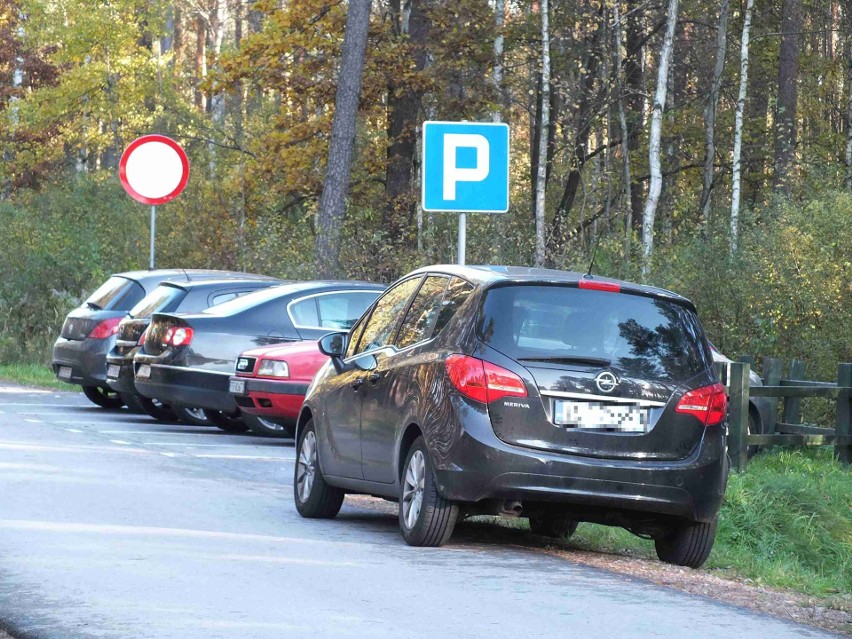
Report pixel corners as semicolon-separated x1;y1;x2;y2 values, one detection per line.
294;419;344;518
174;406;212;426
203;409;249;432
83;385;124;409
243;413;295;438
399;437;459;547
528;512;579;539
747;406;762;459
137;397;179;422
654;516;718;568
119;392;145;413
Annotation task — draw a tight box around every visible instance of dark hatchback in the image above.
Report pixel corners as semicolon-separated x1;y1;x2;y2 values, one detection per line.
52;270;247;408
106;276;280;420
294;266;729;568
133;281;385;432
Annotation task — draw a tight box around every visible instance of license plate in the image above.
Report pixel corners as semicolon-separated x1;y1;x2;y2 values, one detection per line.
58;366;72;380
136;364;152;380
554;400;649;433
107;364;121;379
229;379;246;395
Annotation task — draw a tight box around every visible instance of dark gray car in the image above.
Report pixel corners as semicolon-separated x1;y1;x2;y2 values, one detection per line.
52;269;264;408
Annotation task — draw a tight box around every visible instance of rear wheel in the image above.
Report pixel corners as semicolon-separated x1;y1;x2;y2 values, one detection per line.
243;413;295;438
399;437;458;547
119;392;144;413
174;407;212;426
203;409;249;433
137;397;179;422
294;420;344;518
83;385;124;409
655;516;718;568
528;512;579;539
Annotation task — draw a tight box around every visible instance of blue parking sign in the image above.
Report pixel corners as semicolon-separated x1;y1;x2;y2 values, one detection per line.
421;121;510;213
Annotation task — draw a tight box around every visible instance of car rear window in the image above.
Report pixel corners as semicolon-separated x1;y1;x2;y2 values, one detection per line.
478;285;711;382
85;276;145;311
128;285;187;319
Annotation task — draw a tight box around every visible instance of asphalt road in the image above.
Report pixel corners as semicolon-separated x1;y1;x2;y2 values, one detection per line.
0;384;837;639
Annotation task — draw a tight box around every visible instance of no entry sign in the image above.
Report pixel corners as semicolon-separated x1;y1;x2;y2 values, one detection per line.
119;135;189;205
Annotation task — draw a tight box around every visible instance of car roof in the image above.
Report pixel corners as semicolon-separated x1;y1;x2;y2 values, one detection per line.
158;278;282;292
405;264;695;308
114;270;278;286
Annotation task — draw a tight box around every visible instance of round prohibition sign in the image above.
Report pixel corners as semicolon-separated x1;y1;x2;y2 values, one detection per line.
119;135;190;205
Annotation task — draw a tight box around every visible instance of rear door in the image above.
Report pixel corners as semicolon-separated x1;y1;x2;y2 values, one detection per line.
287;290;382;341
478;284;714;461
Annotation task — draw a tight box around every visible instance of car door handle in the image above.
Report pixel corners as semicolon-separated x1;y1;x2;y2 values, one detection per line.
368;372;382;385
351;378;365;391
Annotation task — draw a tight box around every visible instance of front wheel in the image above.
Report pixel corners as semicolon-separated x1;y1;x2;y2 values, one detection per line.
294;420;344;518
399;437;458;547
243;413;295;438
655;516;718;568
83;385;124;409
203;409;249;432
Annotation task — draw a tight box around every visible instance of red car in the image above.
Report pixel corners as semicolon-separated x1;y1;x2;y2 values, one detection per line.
228;341;328;437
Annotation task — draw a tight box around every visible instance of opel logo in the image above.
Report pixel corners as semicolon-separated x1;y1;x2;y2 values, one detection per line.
595;371;618;393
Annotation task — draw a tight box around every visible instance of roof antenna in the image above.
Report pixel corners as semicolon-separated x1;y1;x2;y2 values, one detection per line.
182;268;192;282
585;227;604;279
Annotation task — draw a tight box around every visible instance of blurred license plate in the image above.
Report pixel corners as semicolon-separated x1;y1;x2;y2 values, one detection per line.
107;364;121;379
58;366;72;380
229;379;246;395
554;400;648;433
136;364;151;380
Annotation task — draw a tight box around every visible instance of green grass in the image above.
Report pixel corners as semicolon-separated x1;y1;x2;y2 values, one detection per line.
0;363;77;391
562;448;851;598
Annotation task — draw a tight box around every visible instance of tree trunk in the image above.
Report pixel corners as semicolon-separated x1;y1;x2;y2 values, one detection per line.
641;0;679;273
194;15;207;111
844;0;852;188
700;0;729;220
534;0;551;267
773;0;802;193
731;0;754;254
613;2;634;245
315;0;373;278
492;0;506;123
625;5;645;232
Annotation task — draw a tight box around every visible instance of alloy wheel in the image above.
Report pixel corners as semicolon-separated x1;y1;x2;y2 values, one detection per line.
296;431;318;503
402;450;426;529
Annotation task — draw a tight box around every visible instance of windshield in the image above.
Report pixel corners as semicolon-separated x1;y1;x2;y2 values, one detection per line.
85;276;144;311
478;285;711;382
128;285;186;319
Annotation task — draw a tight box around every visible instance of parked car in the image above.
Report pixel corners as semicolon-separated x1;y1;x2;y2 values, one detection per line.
228;340;329;437
52;269;251;408
294;266;728;568
106;276;281;424
134;281;385;433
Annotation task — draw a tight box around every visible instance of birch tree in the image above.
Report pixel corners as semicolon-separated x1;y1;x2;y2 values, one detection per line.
315;0;373;277
534;0;551;267
730;0;754;253
700;0;729;220
844;0;852;189
641;0;679;272
492;0;505;123
613;1;633;244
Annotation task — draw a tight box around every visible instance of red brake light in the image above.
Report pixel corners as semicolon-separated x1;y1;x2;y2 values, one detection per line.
163;326;194;348
578;279;621;293
446;355;527;403
675;382;728;426
88;317;122;339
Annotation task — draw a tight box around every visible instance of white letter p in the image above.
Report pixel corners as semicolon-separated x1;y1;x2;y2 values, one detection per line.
443;133;490;201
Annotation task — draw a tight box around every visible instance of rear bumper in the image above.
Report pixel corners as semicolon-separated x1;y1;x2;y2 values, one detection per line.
104;352;136;395
229;376;308;422
51;336;114;387
432;401;728;523
134;361;235;412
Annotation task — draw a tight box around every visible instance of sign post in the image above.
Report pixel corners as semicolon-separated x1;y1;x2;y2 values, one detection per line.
119;135;190;269
421;121;510;265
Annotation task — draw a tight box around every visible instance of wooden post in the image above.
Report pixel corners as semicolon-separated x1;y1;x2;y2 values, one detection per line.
782;359;805;425
836;363;851;465
728;362;751;471
762;356;782;435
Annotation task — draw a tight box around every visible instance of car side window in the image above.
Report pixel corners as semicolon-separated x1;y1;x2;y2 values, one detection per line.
344;313;370;359
352;277;421;356
289;291;379;330
395;276;450;349
432;277;474;335
211;292;238;306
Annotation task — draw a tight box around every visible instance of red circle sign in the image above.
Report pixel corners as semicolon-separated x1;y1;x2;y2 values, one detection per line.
119;135;190;205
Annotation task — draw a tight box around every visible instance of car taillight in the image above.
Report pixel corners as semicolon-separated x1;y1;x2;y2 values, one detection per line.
675;382;728;426
163;326;194;348
445;355;527;403
137;327;149;346
578;279;621;292
88;317;122;339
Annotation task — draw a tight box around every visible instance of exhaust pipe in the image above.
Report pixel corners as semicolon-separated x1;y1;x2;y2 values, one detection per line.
501;500;523;517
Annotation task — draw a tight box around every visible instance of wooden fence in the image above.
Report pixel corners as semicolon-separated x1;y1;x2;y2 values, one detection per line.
719;358;851;471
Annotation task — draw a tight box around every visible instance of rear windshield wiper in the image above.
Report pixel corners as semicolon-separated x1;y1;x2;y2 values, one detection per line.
519;356;612;367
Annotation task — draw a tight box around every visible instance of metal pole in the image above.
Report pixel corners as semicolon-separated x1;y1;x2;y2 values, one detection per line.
149;205;156;270
457;212;466;265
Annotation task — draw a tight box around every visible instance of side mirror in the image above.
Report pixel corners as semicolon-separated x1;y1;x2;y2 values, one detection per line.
318;332;347;358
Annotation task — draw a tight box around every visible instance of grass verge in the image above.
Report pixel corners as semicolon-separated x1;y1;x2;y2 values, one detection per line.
0;362;76;391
